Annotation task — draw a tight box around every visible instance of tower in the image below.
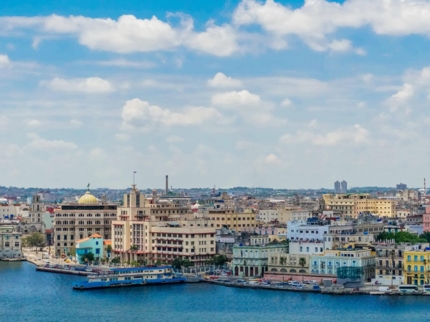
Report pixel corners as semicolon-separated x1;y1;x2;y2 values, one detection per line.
334;181;340;194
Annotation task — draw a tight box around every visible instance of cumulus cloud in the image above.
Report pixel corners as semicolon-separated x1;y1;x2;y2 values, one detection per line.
27;133;78;150
0;54;12;68
281;98;292;107
115;133;130;141
211;90;262;107
70;119;83;127
264;153;280;164
233;0;430;52
44;77;114;93
280;124;369;147
208;72;243;88
0;14;239;57
0;143;23;158
27;119;41;127
121;98;226;129
391;83;414;101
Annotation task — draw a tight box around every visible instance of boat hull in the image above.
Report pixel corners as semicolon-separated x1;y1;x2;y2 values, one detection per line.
73;277;187;290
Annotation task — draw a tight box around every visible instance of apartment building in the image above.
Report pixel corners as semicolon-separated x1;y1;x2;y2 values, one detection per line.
207;208;257;232
112;185;216;266
0;225;22;259
403;246;430;286
322;194;395;218
53;190;117;256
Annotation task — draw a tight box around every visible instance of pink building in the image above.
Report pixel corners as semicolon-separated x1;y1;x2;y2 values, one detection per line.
423;207;430;232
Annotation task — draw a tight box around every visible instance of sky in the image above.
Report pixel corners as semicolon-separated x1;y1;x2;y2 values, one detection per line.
0;0;430;190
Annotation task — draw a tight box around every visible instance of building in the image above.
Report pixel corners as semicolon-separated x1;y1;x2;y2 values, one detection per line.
257;209;279;223
207;209;257;232
403;246;430;285
396;183;408;190
268;253;311;275
310;249;375;287
322;194;395;218
334;181;341;194
423;208;430;233
53;189;117;256
112;185;216;266
372;243;428;286
341;181;347;194
18;195;46;235
0;225;22;259
75;233;104;263
231;236;288;277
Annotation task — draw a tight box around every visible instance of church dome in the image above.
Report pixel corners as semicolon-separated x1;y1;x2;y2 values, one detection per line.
78;191;98;204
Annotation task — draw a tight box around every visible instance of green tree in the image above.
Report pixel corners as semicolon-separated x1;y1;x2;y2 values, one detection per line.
111;257;120;264
420;232;430;243
25;232;46;253
68;247;76;257
279;257;286;281
299;257;306;282
81;252;95;264
130;245;138;251
213;255;228;267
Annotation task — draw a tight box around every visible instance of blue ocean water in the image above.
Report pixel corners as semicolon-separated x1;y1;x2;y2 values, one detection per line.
1;262;430;322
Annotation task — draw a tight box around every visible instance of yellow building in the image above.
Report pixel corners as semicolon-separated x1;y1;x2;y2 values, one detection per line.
207;208;257;231
403;249;430;286
322;194;395;218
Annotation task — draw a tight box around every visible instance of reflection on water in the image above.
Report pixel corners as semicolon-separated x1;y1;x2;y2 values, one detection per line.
1;262;430;322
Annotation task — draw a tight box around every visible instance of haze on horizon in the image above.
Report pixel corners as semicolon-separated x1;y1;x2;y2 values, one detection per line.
0;0;428;190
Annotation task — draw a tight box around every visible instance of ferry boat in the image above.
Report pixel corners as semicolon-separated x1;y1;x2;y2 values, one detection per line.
72;266;187;290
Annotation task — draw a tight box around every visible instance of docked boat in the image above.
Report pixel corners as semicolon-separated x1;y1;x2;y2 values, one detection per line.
73;266;187;290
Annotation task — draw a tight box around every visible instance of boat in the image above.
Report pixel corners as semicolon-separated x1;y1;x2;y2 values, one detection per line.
72;266;187;290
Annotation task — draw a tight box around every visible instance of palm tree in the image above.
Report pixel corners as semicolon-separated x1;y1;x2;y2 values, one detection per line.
424;259;428;284
299;257;306;282
390;249;396;289
279;257;286;281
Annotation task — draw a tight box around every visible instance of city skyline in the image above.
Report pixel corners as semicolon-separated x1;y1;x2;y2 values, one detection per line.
1;0;430;189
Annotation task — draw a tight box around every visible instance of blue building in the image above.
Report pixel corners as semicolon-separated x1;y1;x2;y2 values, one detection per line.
76;233;104;264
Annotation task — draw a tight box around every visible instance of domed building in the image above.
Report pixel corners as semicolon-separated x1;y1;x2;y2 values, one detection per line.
78;191;98;204
53;186;117;257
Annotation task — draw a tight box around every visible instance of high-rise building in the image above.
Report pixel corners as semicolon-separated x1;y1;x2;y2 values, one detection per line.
396;183;407;190
341;180;348;193
334;181;341;194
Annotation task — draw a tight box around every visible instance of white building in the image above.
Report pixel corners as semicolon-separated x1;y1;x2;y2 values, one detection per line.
0;225;22;259
287;221;329;242
257;209;279;223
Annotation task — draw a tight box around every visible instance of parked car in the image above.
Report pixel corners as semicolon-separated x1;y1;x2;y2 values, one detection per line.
236;279;246;284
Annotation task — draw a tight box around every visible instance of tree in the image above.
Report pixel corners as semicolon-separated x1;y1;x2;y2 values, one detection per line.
279;257;286;281
212;255;228;267
111;257;120;265
81;252;95;264
419;232;430;243
25;232;46;253
130;245;138;251
376;231;427;244
68;247;76;257
299;257;306;282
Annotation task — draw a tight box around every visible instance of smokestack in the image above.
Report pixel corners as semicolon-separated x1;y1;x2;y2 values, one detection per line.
166;175;168;195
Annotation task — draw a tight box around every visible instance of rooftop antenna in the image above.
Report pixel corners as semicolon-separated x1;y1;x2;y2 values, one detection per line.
133;171;136;187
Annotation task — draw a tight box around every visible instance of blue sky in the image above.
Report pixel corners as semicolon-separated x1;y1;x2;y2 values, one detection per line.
1;0;430;189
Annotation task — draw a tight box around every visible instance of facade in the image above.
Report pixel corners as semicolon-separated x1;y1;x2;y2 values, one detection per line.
287;220;329;242
207;209;257;232
340;181;347;194
231;241;288;277
371;243;429;286
257;209;279;223
112;185;216;266
53;190;117;256
0;225;22;259
310;249;375;287
323;194;395;218
403;247;430;285
334;181;341;194
268;253;311;274
423;208;430;233
75;233;104;263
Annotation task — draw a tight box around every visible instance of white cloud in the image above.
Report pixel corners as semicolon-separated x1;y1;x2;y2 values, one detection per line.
0;143;23;158
391;83;414;100
208;72;243;88
264;153;280;164
0;54;12;68
70;119;83;127
0;14;240;57
280;124;369;147
211;90;262;107
27;133;78;150
44;77;114;93
166;135;184;144
89;147;106;159
281;98;292;107
0;115;10;129
233;0;430;52
96;58;155;69
27;119;41;127
121;98;226;129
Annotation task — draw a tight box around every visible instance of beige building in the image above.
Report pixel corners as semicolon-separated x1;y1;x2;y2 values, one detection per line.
112;185;216;266
0;225;22;259
268;253;311;274
207;209;257;231
323;194;395;218
53;190;117;256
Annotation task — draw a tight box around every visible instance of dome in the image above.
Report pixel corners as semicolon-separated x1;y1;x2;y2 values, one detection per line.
78;191;98;204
